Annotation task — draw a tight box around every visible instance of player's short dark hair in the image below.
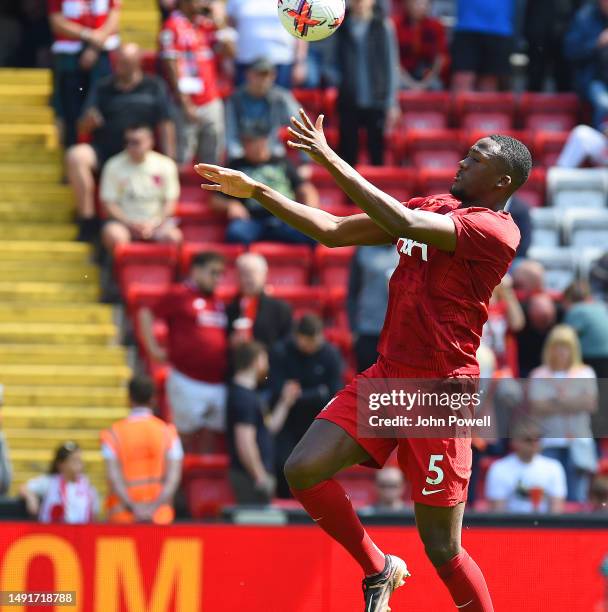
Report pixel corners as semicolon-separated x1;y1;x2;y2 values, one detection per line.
232;341;267;372
191;251;225;270
295;313;324;337
488;134;533;190
128;374;155;405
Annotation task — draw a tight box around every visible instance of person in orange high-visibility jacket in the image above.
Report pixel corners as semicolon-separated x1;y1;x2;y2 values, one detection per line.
101;375;183;523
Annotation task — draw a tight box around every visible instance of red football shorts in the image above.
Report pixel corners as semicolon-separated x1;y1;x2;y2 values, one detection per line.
316;355;472;507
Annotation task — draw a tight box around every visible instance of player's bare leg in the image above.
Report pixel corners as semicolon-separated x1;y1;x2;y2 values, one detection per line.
285;420;409;612
415;502;494;611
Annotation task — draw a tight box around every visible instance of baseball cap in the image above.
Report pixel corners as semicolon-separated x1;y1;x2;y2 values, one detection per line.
250;57;275;73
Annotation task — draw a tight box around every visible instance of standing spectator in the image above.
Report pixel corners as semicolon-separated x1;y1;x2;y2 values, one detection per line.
393;0;448;91
19;442;99;523
0;385;11;496
226;253;293;348
138;252;228;453
211;128;318;245
362;467;407;512
65;43;176;242
225;58;300;160
271;314;343;497
451;0;515;91
529;325;599;502
347;245;399;372
101;376;183;524
14;0;53;68
555;124;608;168
48;0;120;147
160;0;235;165
508;196;532;258
485;422;567;514
99;124;182;254
227;0;308;88
326;0;400;166
564;0;608;128
227;341;299;504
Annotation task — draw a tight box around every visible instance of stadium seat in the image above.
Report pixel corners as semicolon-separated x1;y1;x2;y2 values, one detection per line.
533;131;570;167
179;208;227;243
314;245;355;288
519;93;579;133
562;209;608;248
396;91;451;131
179;243;246;288
249;243;313;286
527;246;578;292
356;166;415;202
547;167;608;210
454;92;516;131
311;166;348;206
292;88;324;118
268;286;326;319
416;167;456;195
334;466;377;508
516;167;546;208
530;208;561;248
113;243;178;295
404;129;465;169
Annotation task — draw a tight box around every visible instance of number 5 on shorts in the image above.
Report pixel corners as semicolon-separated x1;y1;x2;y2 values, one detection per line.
426;454;444;486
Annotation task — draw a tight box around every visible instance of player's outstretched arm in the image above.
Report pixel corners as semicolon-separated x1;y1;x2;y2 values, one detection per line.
194;163;391;247
288;110;457;252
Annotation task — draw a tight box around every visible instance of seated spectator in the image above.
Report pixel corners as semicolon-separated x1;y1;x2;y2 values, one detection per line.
512;259;545;299
138;252;228;454
590;252;608;298
99;124;181;255
555;124;608;168
485;422;567;514
393;0;448;91
160;0;235;165
19;442;99;523
564;0;608;128
227;253;293;348
325;0;400;166
225;58;300;160
0;385;11;496
49;0;119;147
347;245;399;372
529;325;599;502
508;197;532;259
101;376;183;524
227;0;308;88
66;43;176;242
362;467;407;512
451;0;515;91
211;128;318;245
271;314;343;497
227;341;299;504
589;474;608;511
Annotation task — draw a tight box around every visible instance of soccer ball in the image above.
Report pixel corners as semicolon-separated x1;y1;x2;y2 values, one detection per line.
277;0;346;42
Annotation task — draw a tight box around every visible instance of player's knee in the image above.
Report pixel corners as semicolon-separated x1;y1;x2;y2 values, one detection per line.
283;451;323;490
422;539;461;568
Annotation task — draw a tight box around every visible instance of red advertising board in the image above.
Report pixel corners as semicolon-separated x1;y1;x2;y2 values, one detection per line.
0;522;605;611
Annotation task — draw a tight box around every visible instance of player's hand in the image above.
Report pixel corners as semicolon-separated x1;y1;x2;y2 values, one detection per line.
195;163;259;199
287;109;333;165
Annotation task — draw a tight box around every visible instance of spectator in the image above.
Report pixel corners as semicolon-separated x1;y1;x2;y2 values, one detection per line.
226;253;293;348
589;473;608;511
590;252;608;298
529;325;599;502
451;0;515;91
393;0;448;91
227;341;299;504
271;314;343;497
564;0;608;128
48;0;119;147
0;385;11;496
555;124;608;168
160;0;235;165
485;421;567;514
508;196;532;258
512;259;545;298
99;124;181;256
101;375;183;524
13;0;52;68
19;442;99;523
65;43;176;242
225;58;300;160
325;0;400;166
227;0;308;88
363;467;407;512
347;245;399;372
211;127;318;245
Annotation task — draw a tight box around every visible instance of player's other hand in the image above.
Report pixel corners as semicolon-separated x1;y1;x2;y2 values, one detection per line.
287;109;333;165
195;164;258;199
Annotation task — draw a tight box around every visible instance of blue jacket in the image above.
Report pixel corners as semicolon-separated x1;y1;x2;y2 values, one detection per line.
564;3;608;96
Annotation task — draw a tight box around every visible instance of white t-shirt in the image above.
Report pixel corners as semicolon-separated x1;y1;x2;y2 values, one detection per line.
227;0;296;64
485;453;567;513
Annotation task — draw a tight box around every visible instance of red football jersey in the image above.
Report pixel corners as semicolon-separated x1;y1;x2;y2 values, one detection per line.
377;194;520;376
152;282;228;383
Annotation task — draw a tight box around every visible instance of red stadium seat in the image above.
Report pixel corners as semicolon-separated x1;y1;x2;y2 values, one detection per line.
405;129;466;169
516;167;547;207
416;167;457;195
314;245;355;288
325;286;349;330
454;92;516;131
250;243;313;286
334;466;378;508
356;166;414;202
311;166;348;206
113;243;178;295
292;88;324;118
519;93;580;133
396;91;451;131
179;243;246;288
534;131;570;167
179;204;227;242
268;286;326;319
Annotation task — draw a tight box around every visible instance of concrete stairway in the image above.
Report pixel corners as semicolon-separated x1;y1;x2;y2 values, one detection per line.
120;0;160;50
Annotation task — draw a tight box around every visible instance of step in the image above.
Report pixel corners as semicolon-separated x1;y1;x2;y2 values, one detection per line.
0;304;112;324
0;223;77;241
0;69;52;85
0;164;62;182
0;241;90;262
0;202;73;223
0;283;99;303
0;107;55;125
0;262;97;283
0;184;72;204
0;344;126;366
120;12;160;26
5;386;128;407
1;365;130;386
9;473;107;491
0;323;117;345
0;147;62;163
8;449;105;477
0;125;58;147
119;31;157;50
2;407;129;429
4;428;105;451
